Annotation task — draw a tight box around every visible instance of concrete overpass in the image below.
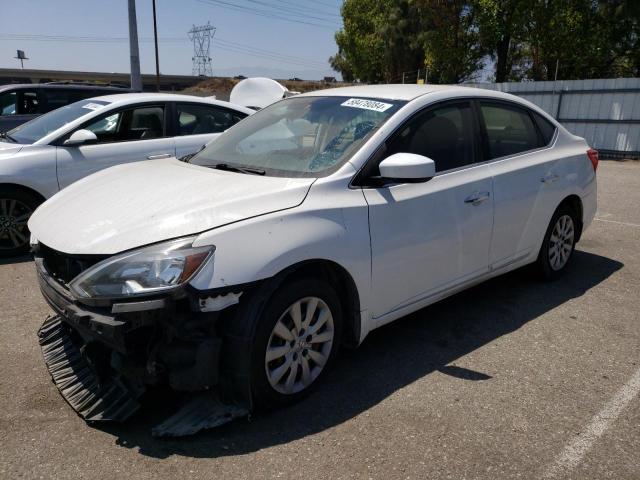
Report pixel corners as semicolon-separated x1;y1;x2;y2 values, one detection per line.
0;68;203;91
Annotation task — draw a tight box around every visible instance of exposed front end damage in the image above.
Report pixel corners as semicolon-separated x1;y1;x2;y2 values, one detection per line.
35;244;249;437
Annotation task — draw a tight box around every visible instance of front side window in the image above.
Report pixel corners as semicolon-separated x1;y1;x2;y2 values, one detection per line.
7;99;110;144
82;105;165;143
386;101;476;172
176;103;246;136
191;96;404;177
480;102;541;159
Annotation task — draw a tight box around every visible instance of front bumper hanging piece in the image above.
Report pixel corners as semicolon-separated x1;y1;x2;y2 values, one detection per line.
38;315;143;422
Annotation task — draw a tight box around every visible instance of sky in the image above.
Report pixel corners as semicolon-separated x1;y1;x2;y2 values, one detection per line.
0;0;343;80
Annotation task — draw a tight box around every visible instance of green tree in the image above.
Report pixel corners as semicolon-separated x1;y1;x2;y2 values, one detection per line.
331;0;395;83
476;0;529;82
414;0;485;83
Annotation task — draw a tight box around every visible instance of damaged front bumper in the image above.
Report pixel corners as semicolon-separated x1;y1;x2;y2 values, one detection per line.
35;254;248;436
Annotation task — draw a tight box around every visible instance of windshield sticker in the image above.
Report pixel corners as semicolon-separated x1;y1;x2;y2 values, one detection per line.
81;103;105;111
341;98;393;112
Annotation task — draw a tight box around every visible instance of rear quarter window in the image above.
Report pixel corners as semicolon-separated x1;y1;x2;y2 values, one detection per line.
532;111;557;145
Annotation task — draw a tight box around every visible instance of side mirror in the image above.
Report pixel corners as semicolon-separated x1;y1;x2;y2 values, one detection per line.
63;129;98;147
378;153;436;183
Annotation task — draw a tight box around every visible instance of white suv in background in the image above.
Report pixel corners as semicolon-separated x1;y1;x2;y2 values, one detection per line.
0;93;252;255
30;85;597;436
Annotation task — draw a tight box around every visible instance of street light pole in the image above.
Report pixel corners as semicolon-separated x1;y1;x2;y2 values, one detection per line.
152;0;161;92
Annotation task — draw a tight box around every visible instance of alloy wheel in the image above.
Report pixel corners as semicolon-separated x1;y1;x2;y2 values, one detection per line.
0;198;32;251
265;296;335;395
548;214;575;271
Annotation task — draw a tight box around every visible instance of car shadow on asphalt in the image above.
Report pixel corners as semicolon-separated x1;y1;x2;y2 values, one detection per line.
96;249;623;458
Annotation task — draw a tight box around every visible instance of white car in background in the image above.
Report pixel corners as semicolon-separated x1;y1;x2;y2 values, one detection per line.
30;85;598;436
0;93;253;255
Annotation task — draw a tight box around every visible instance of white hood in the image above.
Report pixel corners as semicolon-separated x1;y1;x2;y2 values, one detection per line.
29;158;314;254
0;143;24;156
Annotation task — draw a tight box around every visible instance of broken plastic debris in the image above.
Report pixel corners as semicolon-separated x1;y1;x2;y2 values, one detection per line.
152;391;248;437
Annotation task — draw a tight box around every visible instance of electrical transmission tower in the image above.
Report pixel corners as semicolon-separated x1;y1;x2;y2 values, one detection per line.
188;22;215;77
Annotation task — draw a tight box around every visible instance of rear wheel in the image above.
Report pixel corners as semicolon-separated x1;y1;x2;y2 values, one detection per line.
535;204;578;279
0;188;41;257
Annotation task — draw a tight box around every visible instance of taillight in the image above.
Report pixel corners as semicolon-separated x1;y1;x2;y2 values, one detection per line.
587;148;599;171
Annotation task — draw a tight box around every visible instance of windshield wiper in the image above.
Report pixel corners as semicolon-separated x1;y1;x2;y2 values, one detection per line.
0;132;17;143
210;163;265;176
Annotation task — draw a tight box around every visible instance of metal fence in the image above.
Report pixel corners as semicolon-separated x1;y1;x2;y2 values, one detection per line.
466;78;640;158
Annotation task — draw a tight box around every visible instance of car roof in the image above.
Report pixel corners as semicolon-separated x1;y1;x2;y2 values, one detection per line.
89;92;253;113
297;84;518;102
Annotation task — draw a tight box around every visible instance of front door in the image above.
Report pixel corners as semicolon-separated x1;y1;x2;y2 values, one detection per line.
363;100;494;321
56;104;174;189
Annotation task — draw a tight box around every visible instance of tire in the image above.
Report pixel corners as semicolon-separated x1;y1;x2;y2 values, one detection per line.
0;187;41;257
225;277;343;411
535;203;579;280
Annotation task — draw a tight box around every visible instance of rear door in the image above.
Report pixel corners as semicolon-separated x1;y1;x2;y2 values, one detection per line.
56;103;174;189
477;100;559;269
172;102;248;159
363;100;494;322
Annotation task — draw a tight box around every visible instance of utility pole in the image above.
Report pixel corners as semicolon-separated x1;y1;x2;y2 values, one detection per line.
127;0;142;91
152;0;160;92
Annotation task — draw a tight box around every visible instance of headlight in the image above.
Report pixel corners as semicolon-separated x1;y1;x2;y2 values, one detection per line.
69;238;214;300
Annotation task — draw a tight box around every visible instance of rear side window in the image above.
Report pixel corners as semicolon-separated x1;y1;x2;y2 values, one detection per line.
41;89;74;113
176;103;246;136
532;111;556;145
386;101;476;172
479;102;541;159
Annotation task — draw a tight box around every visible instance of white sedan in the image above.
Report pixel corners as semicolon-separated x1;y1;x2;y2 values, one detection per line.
0;93;253;255
30;85;597;435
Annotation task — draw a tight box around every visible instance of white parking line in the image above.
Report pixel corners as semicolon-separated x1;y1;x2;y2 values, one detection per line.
543;366;640;479
595;217;640;228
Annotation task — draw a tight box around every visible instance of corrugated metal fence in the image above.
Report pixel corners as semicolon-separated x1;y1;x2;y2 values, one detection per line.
466;78;640;158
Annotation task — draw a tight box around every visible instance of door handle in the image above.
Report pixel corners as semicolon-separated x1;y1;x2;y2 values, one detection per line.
541;173;559;184
464;191;490;206
147;153;172;160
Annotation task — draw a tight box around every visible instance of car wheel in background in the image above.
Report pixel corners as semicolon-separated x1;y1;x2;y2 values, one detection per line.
536;204;578;280
0;187;41;257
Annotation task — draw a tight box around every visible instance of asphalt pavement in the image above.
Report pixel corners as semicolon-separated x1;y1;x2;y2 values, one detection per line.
1;160;638;479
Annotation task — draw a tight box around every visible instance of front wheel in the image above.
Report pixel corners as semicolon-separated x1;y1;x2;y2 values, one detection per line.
0;188;41;257
535;204;578;279
248;278;343;410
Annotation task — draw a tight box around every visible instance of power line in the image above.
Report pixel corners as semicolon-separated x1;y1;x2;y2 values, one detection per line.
195;0;338;29
0;33;329;69
246;0;341;19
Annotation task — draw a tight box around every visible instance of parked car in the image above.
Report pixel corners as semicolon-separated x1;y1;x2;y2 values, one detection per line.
0;83;130;132
30;85;597;435
0;93;253;255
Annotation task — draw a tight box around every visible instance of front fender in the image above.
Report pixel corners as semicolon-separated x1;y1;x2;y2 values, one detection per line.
188;192;371;311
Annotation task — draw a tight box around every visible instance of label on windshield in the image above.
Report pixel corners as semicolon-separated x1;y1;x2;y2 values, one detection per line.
82;103;104;111
341;98;393;112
